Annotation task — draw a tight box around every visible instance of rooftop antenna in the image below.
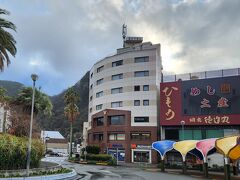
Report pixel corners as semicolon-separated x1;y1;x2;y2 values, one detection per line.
122;23;127;47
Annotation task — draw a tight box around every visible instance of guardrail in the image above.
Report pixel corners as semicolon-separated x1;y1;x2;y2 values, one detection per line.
163;68;240;82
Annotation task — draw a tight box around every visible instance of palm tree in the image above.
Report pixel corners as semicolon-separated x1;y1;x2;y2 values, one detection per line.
64;87;79;157
0;8;17;71
14;87;52;116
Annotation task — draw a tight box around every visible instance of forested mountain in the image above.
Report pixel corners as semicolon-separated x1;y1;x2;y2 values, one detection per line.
0;80;24;96
38;71;90;138
0;71;90;139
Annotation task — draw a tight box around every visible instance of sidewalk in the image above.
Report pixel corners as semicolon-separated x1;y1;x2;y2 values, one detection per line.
145;168;240;180
117;162;240;179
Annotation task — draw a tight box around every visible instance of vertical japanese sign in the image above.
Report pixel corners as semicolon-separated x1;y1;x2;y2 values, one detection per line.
160;81;181;125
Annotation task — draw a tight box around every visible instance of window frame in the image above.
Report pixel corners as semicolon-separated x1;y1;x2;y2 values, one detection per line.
97;65;104;73
134;85;140;91
143;85;149;91
111;87;123;94
109;115;125;125
134;56;149;63
134;100;140;106
111;101;123;108
112;73;123;80
96;78;104;85
134;71;149;77
96;104;103;110
143;99;149;106
96;91;104;98
112;60;123;67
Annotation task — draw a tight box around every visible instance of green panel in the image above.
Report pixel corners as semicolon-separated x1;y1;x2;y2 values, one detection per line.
193;130;202;140
179;130;193;140
206;130;224;138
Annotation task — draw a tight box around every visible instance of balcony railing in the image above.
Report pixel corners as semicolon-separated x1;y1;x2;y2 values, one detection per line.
163;68;240;82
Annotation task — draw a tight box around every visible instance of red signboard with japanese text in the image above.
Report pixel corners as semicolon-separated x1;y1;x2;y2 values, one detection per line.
160;76;240;126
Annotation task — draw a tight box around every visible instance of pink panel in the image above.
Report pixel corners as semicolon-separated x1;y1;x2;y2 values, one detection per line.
196;138;216;157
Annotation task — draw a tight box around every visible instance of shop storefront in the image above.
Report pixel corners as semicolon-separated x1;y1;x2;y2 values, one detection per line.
131;144;152;163
107;144;125;161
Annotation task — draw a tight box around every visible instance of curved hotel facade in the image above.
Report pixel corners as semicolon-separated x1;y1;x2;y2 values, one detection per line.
84;39;162;163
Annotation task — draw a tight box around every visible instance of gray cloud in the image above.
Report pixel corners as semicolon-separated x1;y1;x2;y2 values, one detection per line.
1;0;240;94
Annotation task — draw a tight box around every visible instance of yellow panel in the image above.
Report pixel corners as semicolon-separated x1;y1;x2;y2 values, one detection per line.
215;136;238;156
229;145;240;161
173;140;198;156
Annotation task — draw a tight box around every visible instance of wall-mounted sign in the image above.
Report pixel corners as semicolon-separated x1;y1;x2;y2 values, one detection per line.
160;75;240;126
109;144;123;148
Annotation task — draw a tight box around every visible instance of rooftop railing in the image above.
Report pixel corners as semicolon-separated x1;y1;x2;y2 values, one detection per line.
163;68;240;82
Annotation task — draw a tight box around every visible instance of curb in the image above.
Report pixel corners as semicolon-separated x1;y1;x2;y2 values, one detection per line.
0;169;77;180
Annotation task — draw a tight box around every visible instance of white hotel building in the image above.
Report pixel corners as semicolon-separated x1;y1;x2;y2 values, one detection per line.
83;37;162;163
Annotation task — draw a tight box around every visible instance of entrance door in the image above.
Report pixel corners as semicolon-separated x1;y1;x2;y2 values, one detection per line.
133;151;150;163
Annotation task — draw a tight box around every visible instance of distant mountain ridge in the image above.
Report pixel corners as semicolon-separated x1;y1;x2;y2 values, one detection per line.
0;72;90;138
0;80;24;96
38;71;90;138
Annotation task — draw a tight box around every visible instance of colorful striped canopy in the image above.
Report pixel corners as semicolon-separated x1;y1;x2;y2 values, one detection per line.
215;136;239;157
196;138;216;162
228;136;240;162
173;140;198;161
152;140;175;160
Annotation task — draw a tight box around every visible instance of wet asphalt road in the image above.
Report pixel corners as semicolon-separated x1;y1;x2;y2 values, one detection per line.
43;157;204;180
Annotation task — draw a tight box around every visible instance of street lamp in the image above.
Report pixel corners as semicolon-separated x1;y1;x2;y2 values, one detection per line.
26;74;38;176
180;120;185;140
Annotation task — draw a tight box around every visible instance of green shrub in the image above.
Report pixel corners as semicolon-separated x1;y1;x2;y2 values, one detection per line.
107;158;117;166
0;133;44;170
81;154;112;162
82;146;100;154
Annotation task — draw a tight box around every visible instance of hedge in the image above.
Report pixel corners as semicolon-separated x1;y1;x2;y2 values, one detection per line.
81;154;112;162
0;133;44;170
82;146;100;154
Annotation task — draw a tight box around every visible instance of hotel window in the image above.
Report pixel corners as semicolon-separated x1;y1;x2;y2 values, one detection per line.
90;96;92;101
109;115;125;125
111;101;123;108
96;91;104;98
95;117;104;126
134;100;140;106
93;133;103;141
131;133;151;140
96;78;104;85
90;84;93;89
97;65;104;73
96;104;103;110
134;117;149;123
111;87;123;94
89;108;92;113
90;72;93;78
112;60;123;67
112;73;123;80
134;56;149;63
143;85;149;91
134;71;149;77
143;100;149;106
108;133;125;141
134;85;140;91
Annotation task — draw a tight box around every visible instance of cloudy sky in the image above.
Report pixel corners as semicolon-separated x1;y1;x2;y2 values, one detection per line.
0;0;240;95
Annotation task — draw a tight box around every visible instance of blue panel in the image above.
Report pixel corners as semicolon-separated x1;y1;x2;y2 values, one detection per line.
152;140;175;158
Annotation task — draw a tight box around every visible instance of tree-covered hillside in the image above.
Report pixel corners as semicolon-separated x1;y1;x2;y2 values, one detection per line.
0;80;24;96
0;71;90;140
38;71;90;138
